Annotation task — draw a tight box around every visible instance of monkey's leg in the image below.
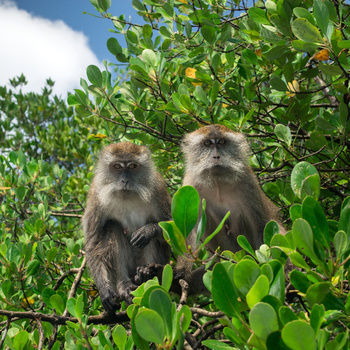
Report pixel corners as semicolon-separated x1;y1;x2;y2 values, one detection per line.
133;237;170;284
86;221;137;310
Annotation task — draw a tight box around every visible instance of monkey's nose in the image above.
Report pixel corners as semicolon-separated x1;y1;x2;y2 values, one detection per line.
213;155;220;159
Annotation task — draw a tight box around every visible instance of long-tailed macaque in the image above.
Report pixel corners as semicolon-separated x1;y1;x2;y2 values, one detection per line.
178;124;284;293
82;142;171;310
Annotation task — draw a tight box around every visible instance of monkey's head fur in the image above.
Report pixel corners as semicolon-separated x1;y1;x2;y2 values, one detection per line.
94;142;158;203
182;124;250;186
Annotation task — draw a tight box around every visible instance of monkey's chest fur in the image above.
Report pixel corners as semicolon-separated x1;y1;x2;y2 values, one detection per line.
101;190;157;237
199;183;261;251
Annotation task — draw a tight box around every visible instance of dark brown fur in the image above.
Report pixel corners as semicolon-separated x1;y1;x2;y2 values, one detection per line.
178;125;284;294
82;142;171;310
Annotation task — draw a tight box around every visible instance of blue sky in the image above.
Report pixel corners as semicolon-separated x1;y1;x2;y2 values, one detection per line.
0;0;142;96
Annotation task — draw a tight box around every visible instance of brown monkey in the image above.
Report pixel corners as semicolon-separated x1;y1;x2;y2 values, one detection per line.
178;124;284;293
82;142;171;310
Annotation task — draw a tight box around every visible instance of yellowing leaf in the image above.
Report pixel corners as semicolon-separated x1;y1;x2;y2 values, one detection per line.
185;67;202;86
0;187;11;191
222;103;229;108
185;67;197;78
88;133;108;140
255;49;262;57
178;0;188;3
286;80;300;97
21;296;35;307
312;49;330;61
87;290;98;297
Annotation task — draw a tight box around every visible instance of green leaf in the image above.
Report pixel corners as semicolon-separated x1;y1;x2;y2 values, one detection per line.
196;199;207;245
142;49;158;67
159;221;186;256
319;63;343;76
50;294;65;315
180;94;192;111
113;325;128;350
149;289;172;338
270;76;288;91
233;260;260;296
310;304;324;337
212;263;240;317
202;340;236;350
66;297;77;318
291;162;320;199
42;288;56;308
293;7;316;26
107;37;122;55
264;220;280;246
199;211;230;250
279;306;298;325
201;25;216;44
314;0;329;36
135;309;165;345
142;24;152;38
291;18;324;44
249;302;279;340
246;275;270;309
339;198;350;239
270;14;293;37
334;230;347;260
275;124;292;146
289;270;311;293
291;40;319;52
282;321;317;350
13;330;29;350
338;40;350;48
237;235;256;256
161;264;173;292
86;65;103;87
194;85;209;105
171;186;199;239
248;7;270;25
26;260;41;276
75;294;84;319
176;305;192;333
306;282;330;307
292;219;322;265
302;196;329;248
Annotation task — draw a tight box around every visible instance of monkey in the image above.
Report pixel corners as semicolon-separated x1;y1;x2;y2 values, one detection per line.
177;124;284;294
82;142;171;310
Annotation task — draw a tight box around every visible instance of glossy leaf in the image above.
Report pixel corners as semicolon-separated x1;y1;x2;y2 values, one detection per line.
249;302;279;340
281;321;316;350
291;18;324;43
134;309;165;345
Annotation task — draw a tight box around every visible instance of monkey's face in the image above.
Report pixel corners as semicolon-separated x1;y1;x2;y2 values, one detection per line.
95;142;156;202
182;125;250;184
109;161;142;191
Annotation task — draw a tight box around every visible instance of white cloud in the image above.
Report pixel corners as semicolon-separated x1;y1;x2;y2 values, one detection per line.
0;0;101;97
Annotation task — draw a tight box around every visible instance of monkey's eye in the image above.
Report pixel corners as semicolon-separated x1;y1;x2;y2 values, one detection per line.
218;139;226;144
128;163;138;169
204;140;212;146
114;163;123;169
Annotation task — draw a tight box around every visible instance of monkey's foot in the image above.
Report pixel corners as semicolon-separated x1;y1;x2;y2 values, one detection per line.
100;288;120;312
134;263;164;285
118;280;138;305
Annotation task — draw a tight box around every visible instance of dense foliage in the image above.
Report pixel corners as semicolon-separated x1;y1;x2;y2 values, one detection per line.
0;0;350;349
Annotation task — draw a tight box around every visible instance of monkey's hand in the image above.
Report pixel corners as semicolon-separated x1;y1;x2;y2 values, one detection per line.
99;288;120;312
130;223;161;249
135;263;164;285
118;280;138;305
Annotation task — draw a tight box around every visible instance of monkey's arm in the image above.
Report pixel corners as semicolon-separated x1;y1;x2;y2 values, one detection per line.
130;223;163;248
